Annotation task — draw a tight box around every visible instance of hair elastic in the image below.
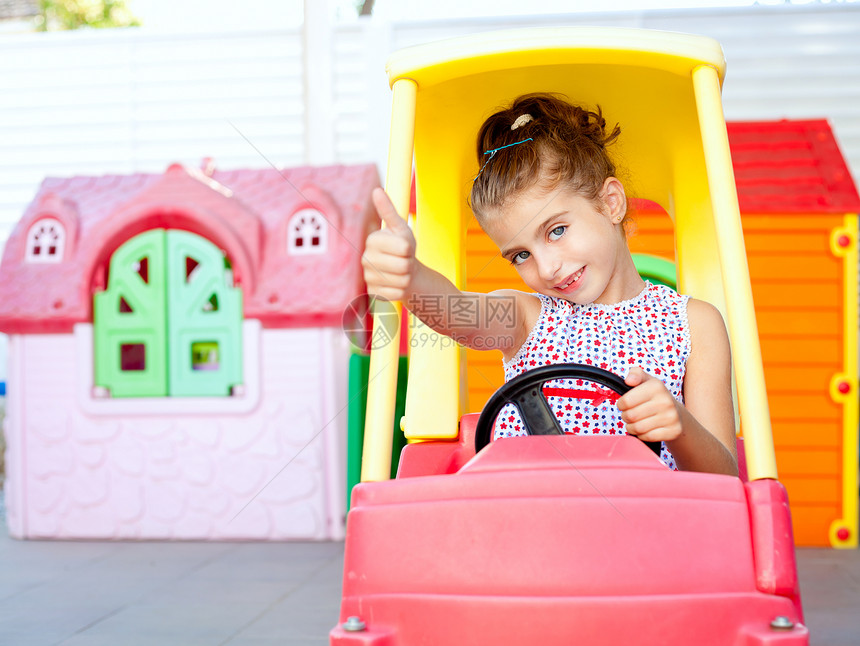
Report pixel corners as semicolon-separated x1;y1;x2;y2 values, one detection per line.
473;138;534;181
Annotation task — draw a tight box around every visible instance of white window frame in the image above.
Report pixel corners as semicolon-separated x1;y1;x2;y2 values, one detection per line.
25;218;66;263
76;320;262;415
287;208;328;255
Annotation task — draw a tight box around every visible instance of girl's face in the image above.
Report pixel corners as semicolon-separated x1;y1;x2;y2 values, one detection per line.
481;178;643;305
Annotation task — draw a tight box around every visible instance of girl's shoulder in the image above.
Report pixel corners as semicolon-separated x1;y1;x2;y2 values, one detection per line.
490;289;573;321
669;292;730;358
489;288;543;312
685;297;728;338
489;289;544;362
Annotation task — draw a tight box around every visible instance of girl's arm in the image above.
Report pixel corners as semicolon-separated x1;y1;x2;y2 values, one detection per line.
617;299;738;476
362;188;536;356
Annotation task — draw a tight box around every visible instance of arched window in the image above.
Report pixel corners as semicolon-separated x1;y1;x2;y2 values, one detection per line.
26;218;66;263
287;208;327;255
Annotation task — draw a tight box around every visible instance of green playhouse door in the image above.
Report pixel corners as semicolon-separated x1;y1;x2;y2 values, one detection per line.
94;229;242;397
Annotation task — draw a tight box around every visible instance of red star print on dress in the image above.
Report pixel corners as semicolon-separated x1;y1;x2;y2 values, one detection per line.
493;282;691;470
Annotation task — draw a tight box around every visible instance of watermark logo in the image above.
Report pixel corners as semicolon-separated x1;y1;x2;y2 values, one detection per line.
342;293;517;352
409;330;514;351
406;293;516;331
341;294;399;351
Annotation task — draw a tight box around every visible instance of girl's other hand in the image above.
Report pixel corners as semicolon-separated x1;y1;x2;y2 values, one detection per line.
362;187;417;302
617;367;683;443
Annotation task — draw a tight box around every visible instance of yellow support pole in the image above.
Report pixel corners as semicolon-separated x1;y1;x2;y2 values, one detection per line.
360;78;417;482
828;217;858;547
692;65;778;481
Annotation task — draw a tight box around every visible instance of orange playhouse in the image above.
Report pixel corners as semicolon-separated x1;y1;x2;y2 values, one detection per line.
464;118;859;548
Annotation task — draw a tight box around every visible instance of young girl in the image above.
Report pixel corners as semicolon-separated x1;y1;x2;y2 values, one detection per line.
363;93;737;476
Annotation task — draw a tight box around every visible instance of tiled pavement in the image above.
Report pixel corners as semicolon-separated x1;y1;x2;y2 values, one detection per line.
0;533;343;646
0;521;858;645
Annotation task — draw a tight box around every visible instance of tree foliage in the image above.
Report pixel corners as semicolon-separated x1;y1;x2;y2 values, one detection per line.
355;0;374;16
35;0;140;31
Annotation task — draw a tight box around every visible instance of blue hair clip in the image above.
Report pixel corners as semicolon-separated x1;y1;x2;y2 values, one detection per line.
473;138;534;181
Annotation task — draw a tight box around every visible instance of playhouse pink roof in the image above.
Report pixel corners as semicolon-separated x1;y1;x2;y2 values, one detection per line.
0;162;380;333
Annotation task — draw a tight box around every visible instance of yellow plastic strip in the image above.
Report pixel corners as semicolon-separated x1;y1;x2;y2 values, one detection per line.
386;27;726;90
402;173;462;441
692;65;778;481
360;78;417;483
828;217;858;547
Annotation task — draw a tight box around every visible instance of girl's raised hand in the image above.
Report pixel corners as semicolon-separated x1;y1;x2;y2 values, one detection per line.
362;187;417;302
617;367;683;443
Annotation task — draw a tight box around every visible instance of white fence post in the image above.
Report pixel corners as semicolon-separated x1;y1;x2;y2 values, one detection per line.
303;0;336;165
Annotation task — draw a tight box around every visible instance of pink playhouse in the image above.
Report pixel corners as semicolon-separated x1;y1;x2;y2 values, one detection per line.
0;161;380;540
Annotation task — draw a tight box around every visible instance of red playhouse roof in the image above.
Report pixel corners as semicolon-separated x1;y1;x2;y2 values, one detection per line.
726;119;860;214
0;162;381;333
633;119;860;216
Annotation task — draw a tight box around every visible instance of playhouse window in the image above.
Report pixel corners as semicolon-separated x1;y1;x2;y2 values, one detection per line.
94;229;243;399
26;218;65;263
191;341;220;371
120;343;146;371
288;208;327;255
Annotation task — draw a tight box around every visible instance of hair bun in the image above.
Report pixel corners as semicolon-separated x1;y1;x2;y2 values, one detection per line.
570;105;619;149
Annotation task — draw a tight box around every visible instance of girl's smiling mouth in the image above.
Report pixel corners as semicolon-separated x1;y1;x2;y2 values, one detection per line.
555;266;585;292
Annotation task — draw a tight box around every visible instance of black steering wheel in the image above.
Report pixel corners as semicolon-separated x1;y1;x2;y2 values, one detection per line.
474;363;663;457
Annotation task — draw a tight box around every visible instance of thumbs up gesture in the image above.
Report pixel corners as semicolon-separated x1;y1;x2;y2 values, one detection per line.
361;187;418;302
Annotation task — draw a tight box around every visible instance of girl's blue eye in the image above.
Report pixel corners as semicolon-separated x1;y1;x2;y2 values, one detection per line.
511;250;530;265
548;225;566;241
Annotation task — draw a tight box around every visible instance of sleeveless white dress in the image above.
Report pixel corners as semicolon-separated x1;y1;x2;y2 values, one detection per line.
495;282;691;470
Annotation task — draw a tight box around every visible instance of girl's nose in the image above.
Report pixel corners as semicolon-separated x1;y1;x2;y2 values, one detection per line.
535;251;560;283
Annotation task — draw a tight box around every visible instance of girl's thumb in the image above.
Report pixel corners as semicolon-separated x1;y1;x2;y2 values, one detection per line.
373;187;409;233
625;366;648;387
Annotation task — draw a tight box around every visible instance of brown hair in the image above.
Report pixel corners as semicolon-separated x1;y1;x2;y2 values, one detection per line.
469;93;622;223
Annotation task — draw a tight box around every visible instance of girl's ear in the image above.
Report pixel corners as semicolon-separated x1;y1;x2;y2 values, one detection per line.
601;177;627;223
